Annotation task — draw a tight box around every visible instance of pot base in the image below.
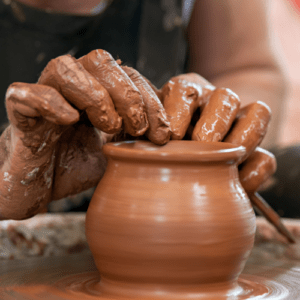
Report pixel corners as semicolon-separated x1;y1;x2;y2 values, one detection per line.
46;272;276;299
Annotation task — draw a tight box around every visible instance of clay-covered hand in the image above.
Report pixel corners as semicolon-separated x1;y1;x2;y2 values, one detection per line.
161;73;271;158
160;73;215;140
0;50;172;220
239;148;277;195
160;73;274;194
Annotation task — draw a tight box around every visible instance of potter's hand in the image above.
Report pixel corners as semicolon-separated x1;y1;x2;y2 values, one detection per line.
0;81;108;220
0;50;171;220
160;73;215;140
161;73;271;163
160;73;274;189
239;148;277;195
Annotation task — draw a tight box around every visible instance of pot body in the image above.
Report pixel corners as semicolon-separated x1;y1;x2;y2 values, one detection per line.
85;141;256;297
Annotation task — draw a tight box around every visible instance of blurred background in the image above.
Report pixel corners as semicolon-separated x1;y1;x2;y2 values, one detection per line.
272;0;300;146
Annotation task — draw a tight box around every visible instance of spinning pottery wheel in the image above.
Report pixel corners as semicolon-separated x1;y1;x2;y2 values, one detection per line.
0;141;299;299
0;219;300;299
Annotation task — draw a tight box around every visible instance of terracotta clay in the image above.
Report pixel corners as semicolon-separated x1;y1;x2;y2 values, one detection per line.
85;140;256;299
141;73;163;102
161;73;214;140
78;50;149;136
239;147;277;194
192;88;241;142
0;82;107;220
238;148;295;243
223;101;271;162
122;66;171;145
38;55;122;134
3;240;300;300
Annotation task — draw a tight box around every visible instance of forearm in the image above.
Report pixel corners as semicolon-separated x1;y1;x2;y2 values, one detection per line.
187;0;286;148
0;126;55;220
208;66;286;149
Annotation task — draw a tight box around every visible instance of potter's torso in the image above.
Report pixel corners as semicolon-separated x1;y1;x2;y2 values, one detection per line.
0;0;191;128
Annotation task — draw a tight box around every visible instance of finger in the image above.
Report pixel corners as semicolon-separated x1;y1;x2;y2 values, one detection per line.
192;88;241;142
122;66;171;145
5;82;80;128
78;49;148;136
175;73;215;99
115;59;163;102
223;101;271;162
38;54;122;134
239;147;277;194
140;74;163;102
240;150;295;243
161;74;212;140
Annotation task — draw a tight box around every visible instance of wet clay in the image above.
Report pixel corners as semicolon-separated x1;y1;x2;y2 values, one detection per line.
0;82;107;220
161;73;214;140
47;273;271;300
192;88;241;142
239;147;277;194
0;49;154;220
141;73;163;102
122;66;171;145
223;101;271;163
85;141;256;299
38;54;122;134
238;148;295;243
2;270;298;300
78;50;149;136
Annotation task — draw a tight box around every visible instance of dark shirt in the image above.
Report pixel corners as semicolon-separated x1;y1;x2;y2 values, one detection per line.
0;0;142;125
0;0;186;127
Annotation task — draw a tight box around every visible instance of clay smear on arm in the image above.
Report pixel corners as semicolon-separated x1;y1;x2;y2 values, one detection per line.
79;50;149;136
239;147;277;194
192;88;241;142
38;55;122;134
223;101;271;162
161;73;214;140
122;66;171;145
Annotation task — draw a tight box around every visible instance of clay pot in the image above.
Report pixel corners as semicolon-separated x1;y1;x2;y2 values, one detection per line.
85;140;256;299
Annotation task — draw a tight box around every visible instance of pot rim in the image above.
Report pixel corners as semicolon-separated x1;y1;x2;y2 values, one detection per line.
103;140;246;163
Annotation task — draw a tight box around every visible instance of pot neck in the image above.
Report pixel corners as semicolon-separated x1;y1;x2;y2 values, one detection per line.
103;141;246;164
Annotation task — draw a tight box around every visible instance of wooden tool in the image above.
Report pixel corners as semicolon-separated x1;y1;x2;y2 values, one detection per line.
249;192;296;244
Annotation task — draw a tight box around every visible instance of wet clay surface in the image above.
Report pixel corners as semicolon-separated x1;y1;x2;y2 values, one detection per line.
1;217;300;299
82;141;256;299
